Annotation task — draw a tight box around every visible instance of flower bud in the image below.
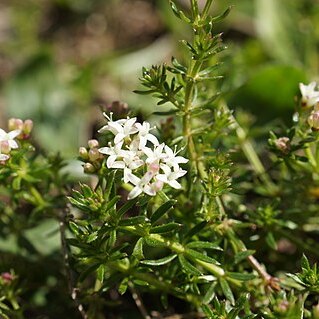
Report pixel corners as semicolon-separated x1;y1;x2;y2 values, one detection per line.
0;141;11;154
88;139;99;149
79;147;89;160
23;119;33;135
88;148;100;162
8;118;23;131
308;111;319;130
1;272;14;284
83;163;95;174
274;137;290;154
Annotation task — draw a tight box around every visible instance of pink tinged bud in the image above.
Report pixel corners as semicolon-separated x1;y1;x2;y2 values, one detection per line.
23;119;33;134
0;141;11;154
83;163;95;174
1;272;14;283
153;180;164;192
8;118;23;131
79;147;89;160
274;137;290;153
149;162;160;174
88;148;100;162
308;111;319;130
88;139;99;149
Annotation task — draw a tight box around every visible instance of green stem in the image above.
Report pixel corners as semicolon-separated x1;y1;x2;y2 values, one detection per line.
227;106;278;195
305;144;317;170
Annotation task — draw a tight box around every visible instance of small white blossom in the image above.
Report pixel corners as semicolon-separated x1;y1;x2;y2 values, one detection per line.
308;111;319;130
99;142;127;169
157;164;187;189
143;143;166;165
163;145;189;170
135;121;159;149
299;82;319;108
0;129;21;149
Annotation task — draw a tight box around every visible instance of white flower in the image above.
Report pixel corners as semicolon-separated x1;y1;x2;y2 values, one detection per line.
143;143;166;165
163;145;188;170
99;142;127;169
299;82;319;108
99;114;138;144
157;164;187;189
127;170;156;200
0;129;21;149
135;121;159;149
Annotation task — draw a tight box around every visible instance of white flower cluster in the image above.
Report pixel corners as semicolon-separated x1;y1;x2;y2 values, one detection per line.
98;113;188;200
0;128;20;162
300;82;319;130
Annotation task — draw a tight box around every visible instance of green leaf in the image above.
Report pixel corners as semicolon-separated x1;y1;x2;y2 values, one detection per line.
150;200;175;224
150;223;181;234
69;221;80;236
185;221;208;239
119;216;149;226
101;195;121;214
118;277;129;295
117;198;139;219
79;262;101;281
234;250;255;265
202;282;216;305
132;238;144;260
227;272;256;281
301;254;310;270
86;231;98;243
201;304;215;318
211;6;232;23
141;254;177;266
97;265;105;283
80;183;93;197
185;249;220;265
265;232;277;250
219;277;235;305
186;241;222;251
178;255;202;276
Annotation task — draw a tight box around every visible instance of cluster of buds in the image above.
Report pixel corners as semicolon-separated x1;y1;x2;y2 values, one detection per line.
79;139;104;173
299;82;319;130
98;113;188;200
0;118;33;163
0;272;14;284
8;118;33;140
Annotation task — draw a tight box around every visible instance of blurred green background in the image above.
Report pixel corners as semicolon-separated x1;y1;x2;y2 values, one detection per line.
0;0;318;156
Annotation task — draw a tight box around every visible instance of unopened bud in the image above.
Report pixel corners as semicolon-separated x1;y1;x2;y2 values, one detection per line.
88;148;100;162
274;137;290;154
0;141;11;154
88;139;99;149
79;147;89;160
1;272;14;283
308;111;319;130
8;118;23;131
23;119;33;135
83;163;95;174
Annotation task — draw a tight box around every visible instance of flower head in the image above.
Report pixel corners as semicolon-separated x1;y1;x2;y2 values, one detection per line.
97;114;188;199
300;82;319;108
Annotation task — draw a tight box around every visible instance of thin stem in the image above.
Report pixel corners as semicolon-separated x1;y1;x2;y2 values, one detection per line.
226;105;278;195
59;212;88;319
202;0;214;18
129;282;151;319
